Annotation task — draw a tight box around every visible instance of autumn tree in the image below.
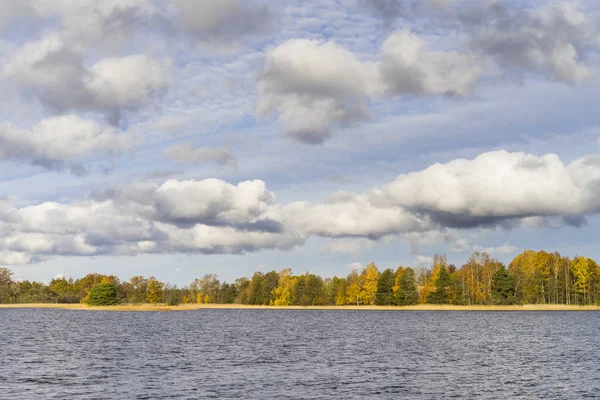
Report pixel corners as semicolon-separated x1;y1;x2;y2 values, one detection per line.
13;280;56;303
272;268;294;306
346;270;363;305
334;277;347;305
129;276;148;303
547;252;570;304
163;283;183;305
146;277;165;303
199;274;220;304
324;276;343;305
392;266;404;297
0;267;14;303
217;283;238;304
570;257;600;305
361;262;380;305
234;277;250;304
49;277;79;303
291;273;325;306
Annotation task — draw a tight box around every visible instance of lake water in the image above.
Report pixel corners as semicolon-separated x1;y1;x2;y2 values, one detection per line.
1;309;599;399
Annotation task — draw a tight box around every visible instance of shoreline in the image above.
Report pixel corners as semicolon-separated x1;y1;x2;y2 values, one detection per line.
0;303;599;312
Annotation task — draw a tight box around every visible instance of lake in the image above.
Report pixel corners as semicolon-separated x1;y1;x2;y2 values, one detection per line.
1;309;599;399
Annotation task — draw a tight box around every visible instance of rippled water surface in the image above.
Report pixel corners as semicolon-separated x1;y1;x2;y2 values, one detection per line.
1;309;599;399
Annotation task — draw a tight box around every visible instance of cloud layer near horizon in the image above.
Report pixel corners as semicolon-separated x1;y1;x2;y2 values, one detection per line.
1;150;599;264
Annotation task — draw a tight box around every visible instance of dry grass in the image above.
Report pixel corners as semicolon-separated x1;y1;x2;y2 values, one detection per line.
1;303;599;312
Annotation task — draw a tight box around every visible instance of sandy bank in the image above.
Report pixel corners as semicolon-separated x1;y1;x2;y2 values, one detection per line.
1;303;599;312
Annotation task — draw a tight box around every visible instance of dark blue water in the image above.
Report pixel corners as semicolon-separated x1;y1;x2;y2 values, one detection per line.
1;309;599;399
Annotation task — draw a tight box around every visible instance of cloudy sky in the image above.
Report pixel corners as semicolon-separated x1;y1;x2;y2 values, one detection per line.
1;0;600;285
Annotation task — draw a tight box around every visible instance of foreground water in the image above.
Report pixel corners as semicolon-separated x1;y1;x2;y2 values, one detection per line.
1;310;599;399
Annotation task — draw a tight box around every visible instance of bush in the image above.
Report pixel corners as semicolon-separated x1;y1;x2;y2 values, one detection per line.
85;282;118;306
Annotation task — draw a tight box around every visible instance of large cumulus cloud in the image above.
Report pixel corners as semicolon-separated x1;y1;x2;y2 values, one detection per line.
257;39;382;144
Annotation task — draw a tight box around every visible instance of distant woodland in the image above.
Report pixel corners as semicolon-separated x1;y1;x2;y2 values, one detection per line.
0;250;599;306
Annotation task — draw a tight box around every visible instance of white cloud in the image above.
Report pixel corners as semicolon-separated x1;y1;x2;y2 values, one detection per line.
415;255;433;266
473;243;518;255
0;251;37;265
151;115;188;135
380;30;481;96
277;192;427;239
87;55;168;115
170;0;274;46
0;115;129;173
449;238;471;253
468;1;597;84
383;150;591;226
402;230;461;254
0;0;38;31
163;142;237;167
3;35;168;123
321;238;377;256
86;178;279;231
32;0;157;46
258;38;380;144
346;262;363;271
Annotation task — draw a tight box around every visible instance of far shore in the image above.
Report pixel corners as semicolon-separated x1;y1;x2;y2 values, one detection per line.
1;303;599;312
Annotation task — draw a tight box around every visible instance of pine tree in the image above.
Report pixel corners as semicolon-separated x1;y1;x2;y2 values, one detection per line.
374;268;395;305
491;266;517;305
397;267;419;305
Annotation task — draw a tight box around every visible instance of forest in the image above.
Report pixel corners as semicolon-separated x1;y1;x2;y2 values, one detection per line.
0;250;599;307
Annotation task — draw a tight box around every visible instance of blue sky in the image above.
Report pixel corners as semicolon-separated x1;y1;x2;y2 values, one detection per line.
1;0;600;285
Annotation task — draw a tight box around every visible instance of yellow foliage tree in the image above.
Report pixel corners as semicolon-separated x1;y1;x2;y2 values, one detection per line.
346;270;363;305
392;266;404;295
361;262;380;305
272;268;294;306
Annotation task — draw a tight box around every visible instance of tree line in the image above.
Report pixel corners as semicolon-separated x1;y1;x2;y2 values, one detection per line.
0;250;599;306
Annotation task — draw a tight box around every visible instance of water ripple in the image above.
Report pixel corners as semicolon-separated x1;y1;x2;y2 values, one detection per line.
1;309;599;399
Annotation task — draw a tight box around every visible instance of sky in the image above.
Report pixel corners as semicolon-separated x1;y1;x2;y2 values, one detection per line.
1;0;600;285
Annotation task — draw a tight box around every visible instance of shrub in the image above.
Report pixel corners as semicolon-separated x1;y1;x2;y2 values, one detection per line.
85;282;118;306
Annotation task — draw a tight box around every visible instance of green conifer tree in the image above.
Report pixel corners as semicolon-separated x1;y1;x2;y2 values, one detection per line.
492;266;517;305
427;265;452;304
374;268;395;305
397;267;419;305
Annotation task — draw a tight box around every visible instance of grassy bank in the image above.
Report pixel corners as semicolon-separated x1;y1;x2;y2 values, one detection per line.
1;303;599;311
